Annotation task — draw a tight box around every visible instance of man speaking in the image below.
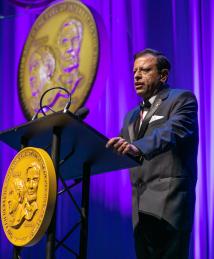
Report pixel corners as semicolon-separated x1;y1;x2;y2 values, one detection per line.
106;49;198;259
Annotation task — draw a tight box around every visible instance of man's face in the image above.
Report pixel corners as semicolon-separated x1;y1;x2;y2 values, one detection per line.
133;54;162;99
8;187;19;214
29;52;44;97
8;178;25;214
58;23;81;73
26;168;40;203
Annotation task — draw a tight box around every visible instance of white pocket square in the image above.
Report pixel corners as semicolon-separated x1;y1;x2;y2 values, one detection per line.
149;115;164;123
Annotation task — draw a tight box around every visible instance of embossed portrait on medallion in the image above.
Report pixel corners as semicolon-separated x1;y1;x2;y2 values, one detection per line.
8;175;26;228
24;162;40;221
7;163;41;229
29;45;56;111
56;17;83;94
19;0;99;120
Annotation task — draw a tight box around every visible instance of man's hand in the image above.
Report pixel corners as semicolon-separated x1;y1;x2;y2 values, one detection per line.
106;137;141;156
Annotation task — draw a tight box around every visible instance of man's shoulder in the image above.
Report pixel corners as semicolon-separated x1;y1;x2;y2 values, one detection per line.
168;87;196;98
166;87;197;104
166;87;198;113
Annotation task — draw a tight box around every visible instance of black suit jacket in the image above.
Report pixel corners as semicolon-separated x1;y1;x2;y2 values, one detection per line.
121;85;198;231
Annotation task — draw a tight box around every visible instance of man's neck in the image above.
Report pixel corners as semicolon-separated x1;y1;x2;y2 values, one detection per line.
144;83;166;101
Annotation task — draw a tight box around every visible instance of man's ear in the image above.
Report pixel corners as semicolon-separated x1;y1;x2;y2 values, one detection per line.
160;69;169;83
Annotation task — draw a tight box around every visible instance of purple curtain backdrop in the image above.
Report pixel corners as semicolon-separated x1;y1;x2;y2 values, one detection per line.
0;0;213;258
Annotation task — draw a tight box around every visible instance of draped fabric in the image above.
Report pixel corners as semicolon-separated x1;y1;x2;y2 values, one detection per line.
0;0;213;258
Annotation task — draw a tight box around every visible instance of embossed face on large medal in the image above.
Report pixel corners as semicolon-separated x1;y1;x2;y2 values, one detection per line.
19;0;99;120
1;147;56;246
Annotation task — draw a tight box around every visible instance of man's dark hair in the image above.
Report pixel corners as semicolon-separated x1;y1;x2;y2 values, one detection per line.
134;48;171;73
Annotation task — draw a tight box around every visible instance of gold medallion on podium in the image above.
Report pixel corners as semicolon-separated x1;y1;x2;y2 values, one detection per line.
1;147;56;246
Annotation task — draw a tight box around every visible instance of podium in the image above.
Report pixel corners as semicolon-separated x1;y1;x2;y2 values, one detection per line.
0;111;140;259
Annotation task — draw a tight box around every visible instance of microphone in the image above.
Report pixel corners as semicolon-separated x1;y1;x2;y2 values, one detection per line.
31;86;71;120
31;111;39;121
31;106;54;120
31;87;89;121
63;100;71;113
74;107;89;120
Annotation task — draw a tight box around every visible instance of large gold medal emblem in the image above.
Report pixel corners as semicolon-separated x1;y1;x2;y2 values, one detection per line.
19;0;99;120
1;147;56;246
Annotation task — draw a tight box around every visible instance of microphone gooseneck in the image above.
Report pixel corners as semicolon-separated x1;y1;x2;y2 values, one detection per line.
31;86;89;121
39;86;71;116
31;86;71;120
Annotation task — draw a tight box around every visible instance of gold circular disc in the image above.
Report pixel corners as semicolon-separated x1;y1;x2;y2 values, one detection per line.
1;147;56;247
18;0;99;120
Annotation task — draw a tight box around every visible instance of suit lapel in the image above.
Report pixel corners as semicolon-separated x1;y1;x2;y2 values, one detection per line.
128;107;140;142
137;97;162;139
136;85;170;140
